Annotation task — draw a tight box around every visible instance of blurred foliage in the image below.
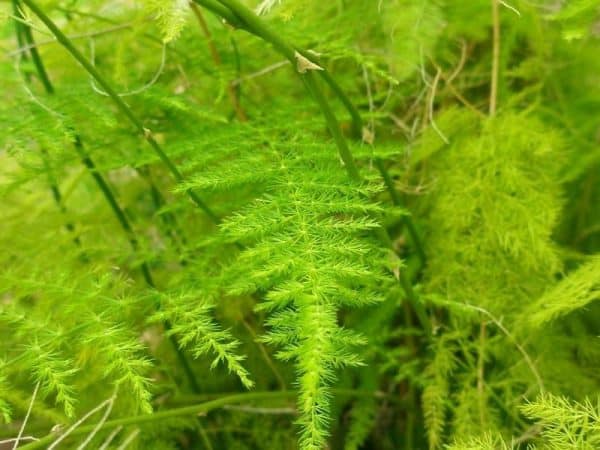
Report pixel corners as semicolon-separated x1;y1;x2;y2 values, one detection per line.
0;0;599;449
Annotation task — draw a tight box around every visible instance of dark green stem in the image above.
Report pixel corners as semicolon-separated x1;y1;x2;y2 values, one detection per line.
13;0;54;93
169;388;397;407
136;166;190;265
195;0;243;27
73;142;154;286
303;72;361;180
76;136;201;394
22;0;220;225
79;147;200;387
375;159;426;265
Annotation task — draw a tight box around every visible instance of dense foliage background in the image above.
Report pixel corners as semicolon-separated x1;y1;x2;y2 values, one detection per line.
1;0;599;449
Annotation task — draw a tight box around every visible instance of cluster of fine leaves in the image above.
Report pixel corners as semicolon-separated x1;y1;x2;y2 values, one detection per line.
0;0;599;449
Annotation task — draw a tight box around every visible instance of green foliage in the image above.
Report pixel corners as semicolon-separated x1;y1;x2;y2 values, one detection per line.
143;0;190;43
0;0;599;449
521;394;600;449
525;255;600;327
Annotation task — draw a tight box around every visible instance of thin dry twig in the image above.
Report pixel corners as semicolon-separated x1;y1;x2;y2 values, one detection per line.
98;426;123;450
0;436;38;445
116;429;140;450
7;20;151;58
231;60;291;86
12;382;40;450
76;389;117;450
48;393;117;450
427;68;449;144
428;55;486;118
477;321;487;429
458;302;545;393
89;38;166;98
447;40;468;83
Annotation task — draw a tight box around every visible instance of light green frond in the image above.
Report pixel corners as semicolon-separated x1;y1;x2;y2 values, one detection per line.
525;255;600;327
151;290;254;389
143;0;189;43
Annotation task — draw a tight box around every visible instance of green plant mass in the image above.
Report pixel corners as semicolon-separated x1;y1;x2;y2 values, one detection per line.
1;0;599;448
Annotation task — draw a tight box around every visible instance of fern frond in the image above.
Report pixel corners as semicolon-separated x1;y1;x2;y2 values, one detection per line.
181;130;392;448
445;432;510;450
525;255;600;327
144;0;189;43
23;341;78;418
151;290;254;389
521;394;600;449
0;367;13;424
422;333;457;450
80;312;154;414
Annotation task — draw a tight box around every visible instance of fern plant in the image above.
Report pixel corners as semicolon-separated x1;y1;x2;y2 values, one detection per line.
1;0;599;449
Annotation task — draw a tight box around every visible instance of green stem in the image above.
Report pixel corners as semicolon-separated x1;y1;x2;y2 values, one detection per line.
303;72;361;180
137;166;190;265
20;391;298;450
73;141;154;284
195;0;243;27
13;0;54;94
169;388;396;407
375;159;426;265
21;0;220;225
195;0;363;134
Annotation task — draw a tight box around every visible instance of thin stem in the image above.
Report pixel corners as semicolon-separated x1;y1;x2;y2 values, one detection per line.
398;261;432;337
20;392;298;450
74;144;153;283
402;301;417;449
168;388;393;407
12;382;40;450
303;72;361;180
136;166;190;265
21;0;219;224
190;2;247;122
13;0;54;94
490;0;500;115
241;319;286;390
12;0;28;56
